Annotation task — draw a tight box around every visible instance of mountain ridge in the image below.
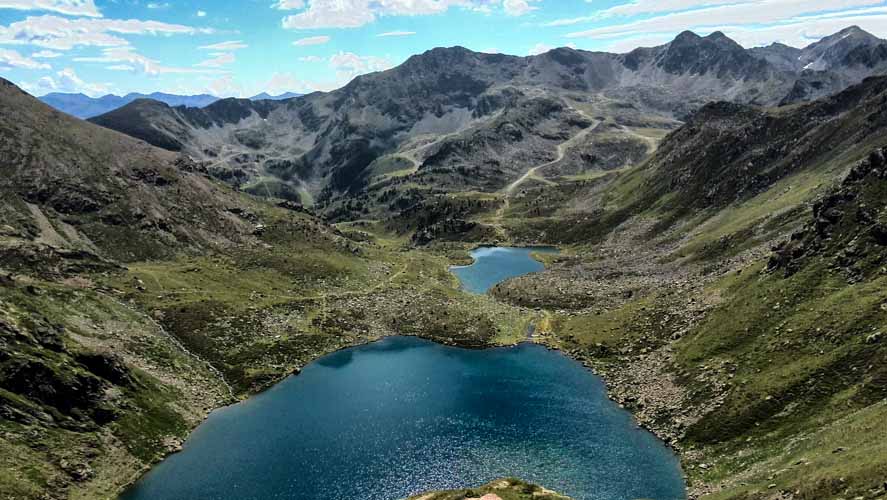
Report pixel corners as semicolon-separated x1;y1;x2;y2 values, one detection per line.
38;90;305;119
85;27;887;220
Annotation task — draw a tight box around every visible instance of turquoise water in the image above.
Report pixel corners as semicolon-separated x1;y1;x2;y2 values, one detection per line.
451;246;559;294
121;337;685;500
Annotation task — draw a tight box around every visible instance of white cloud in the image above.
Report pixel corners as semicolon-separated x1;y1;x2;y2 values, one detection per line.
503;0;539;17
709;13;887;48
279;0;490;29
106;63;135;71
146;2;169;9
205;74;245;97
565;0;885;39
527;42;552;55
604;34;675;53
293;35;331;46
595;0;752;18
31;49;62;58
528;41;576;55
329;50;393;80
376;30;416;37
199;40;248;51
196;51;235;68
263;71;307;94
194;40;243;68
0;0;100;17
23;67;109;96
0;47;50;68
197;10;207;17
75;46;217;75
298;55;324;62
543;15;596;27
562;2;887;52
281;1;374;29
273;0;305;9
0;15;212;50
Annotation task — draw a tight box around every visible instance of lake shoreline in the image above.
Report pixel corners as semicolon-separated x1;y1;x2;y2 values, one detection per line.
117;246;689;500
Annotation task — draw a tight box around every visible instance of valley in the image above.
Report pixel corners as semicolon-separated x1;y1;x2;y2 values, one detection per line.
1;24;886;500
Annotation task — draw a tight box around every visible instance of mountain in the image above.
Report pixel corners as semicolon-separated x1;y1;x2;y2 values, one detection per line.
798;25;884;71
631;30;775;80
250;91;304;100
87;28;887;225
38;91;304;119
748;26;887;103
748;42;802;72
749;26;886;74
1;79;257;264
39;92;220;119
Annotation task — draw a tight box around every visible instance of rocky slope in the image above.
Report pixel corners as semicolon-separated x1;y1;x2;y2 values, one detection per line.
0;78;258;266
771;26;887;104
507;74;887;248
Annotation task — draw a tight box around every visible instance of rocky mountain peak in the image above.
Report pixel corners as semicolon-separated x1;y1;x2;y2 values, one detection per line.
402;46;479;69
705;31;739;46
748;42;803;72
673;30;703;44
658;29;766;78
800;25;885;70
833;25;881;43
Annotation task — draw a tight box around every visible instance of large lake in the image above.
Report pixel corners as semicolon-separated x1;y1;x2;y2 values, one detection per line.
121;248;685;500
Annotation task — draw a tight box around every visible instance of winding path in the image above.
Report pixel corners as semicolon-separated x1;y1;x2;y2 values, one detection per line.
491;108;600;231
505;115;600;195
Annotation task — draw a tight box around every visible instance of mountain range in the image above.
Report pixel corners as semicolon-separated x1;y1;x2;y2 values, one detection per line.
1;24;886;500
85;27;887;218
38;91;304;119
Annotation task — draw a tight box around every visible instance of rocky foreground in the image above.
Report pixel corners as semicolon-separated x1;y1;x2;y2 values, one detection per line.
409;478;571;500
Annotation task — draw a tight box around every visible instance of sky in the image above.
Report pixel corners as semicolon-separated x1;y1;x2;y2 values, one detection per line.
2;0;887;98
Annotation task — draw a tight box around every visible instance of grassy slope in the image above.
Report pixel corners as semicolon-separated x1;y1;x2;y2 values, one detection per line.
0;279;229;499
102;210;535;396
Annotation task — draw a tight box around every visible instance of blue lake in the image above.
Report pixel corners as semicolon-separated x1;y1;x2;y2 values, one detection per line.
451;246;559;294
121;337;685;500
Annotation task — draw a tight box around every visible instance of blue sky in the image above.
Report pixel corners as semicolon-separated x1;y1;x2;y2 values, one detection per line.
1;0;887;97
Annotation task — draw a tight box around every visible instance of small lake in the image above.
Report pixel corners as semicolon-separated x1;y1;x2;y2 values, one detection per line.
121;337;685;500
450;246;559;294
